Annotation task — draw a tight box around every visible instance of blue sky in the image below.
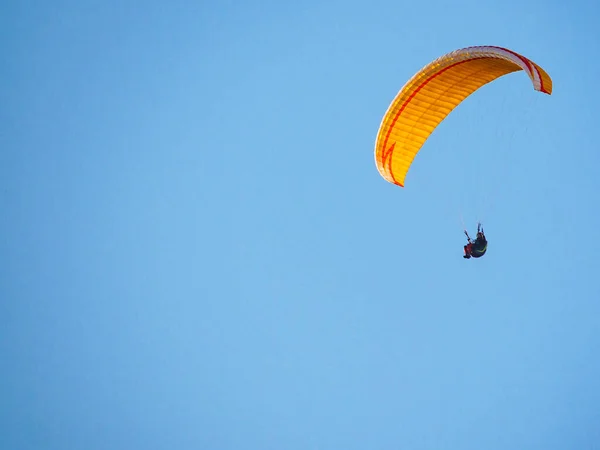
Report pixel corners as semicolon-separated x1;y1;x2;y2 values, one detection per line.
2;0;600;449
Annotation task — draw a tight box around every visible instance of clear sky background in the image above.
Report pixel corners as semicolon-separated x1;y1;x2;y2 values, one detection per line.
2;0;600;449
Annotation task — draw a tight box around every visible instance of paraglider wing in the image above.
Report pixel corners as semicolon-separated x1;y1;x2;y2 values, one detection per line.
374;46;552;187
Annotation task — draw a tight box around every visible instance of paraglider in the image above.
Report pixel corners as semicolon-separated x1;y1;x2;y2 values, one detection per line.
463;223;487;259
373;45;552;259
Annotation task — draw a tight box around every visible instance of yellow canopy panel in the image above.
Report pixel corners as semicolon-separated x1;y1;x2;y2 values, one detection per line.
374;46;552;187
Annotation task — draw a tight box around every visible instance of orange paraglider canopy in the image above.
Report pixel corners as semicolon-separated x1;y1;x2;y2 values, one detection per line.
374;46;552;187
